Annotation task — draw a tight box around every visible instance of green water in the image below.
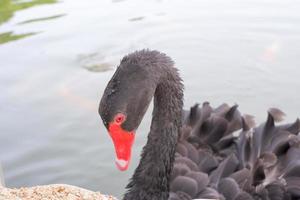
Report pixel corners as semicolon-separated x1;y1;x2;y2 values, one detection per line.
0;0;61;44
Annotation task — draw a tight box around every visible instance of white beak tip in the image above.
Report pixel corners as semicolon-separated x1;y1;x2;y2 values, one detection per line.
115;158;129;171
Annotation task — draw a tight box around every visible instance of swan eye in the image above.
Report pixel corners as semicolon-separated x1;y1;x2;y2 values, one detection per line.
114;113;126;124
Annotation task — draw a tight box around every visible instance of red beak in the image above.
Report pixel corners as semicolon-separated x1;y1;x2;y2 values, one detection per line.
108;123;135;171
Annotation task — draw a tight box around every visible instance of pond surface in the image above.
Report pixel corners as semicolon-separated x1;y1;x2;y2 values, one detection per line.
0;0;300;198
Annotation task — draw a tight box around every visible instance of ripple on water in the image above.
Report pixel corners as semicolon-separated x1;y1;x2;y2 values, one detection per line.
77;53;115;72
0;0;61;45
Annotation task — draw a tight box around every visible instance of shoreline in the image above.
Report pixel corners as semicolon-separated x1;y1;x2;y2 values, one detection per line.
0;184;117;200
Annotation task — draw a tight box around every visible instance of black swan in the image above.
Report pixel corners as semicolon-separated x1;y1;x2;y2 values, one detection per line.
99;50;300;200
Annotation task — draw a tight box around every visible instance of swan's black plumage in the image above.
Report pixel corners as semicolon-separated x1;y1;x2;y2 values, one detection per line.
99;49;300;200
100;50;183;200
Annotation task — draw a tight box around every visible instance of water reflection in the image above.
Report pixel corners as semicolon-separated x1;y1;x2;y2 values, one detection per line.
18;14;66;25
0;0;63;45
128;16;145;22
0;31;37;44
77;53;114;72
0;0;58;25
0;163;4;186
111;0;127;3
261;41;281;63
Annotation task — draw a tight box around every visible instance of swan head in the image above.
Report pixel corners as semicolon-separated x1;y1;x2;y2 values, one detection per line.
99;50;159;171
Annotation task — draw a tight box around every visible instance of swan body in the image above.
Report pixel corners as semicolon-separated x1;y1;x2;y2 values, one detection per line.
99;50;300;200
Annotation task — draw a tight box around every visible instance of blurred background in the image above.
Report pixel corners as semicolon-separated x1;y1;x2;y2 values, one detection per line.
0;0;299;198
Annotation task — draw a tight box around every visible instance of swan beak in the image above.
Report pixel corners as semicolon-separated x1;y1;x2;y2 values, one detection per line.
108;123;135;171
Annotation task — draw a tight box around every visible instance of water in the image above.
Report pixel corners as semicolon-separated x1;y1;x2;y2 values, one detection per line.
0;0;300;198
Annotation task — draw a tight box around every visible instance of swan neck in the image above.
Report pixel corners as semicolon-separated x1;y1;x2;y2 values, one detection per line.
123;65;183;200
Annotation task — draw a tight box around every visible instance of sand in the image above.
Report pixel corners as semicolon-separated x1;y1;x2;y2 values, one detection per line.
0;184;117;200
